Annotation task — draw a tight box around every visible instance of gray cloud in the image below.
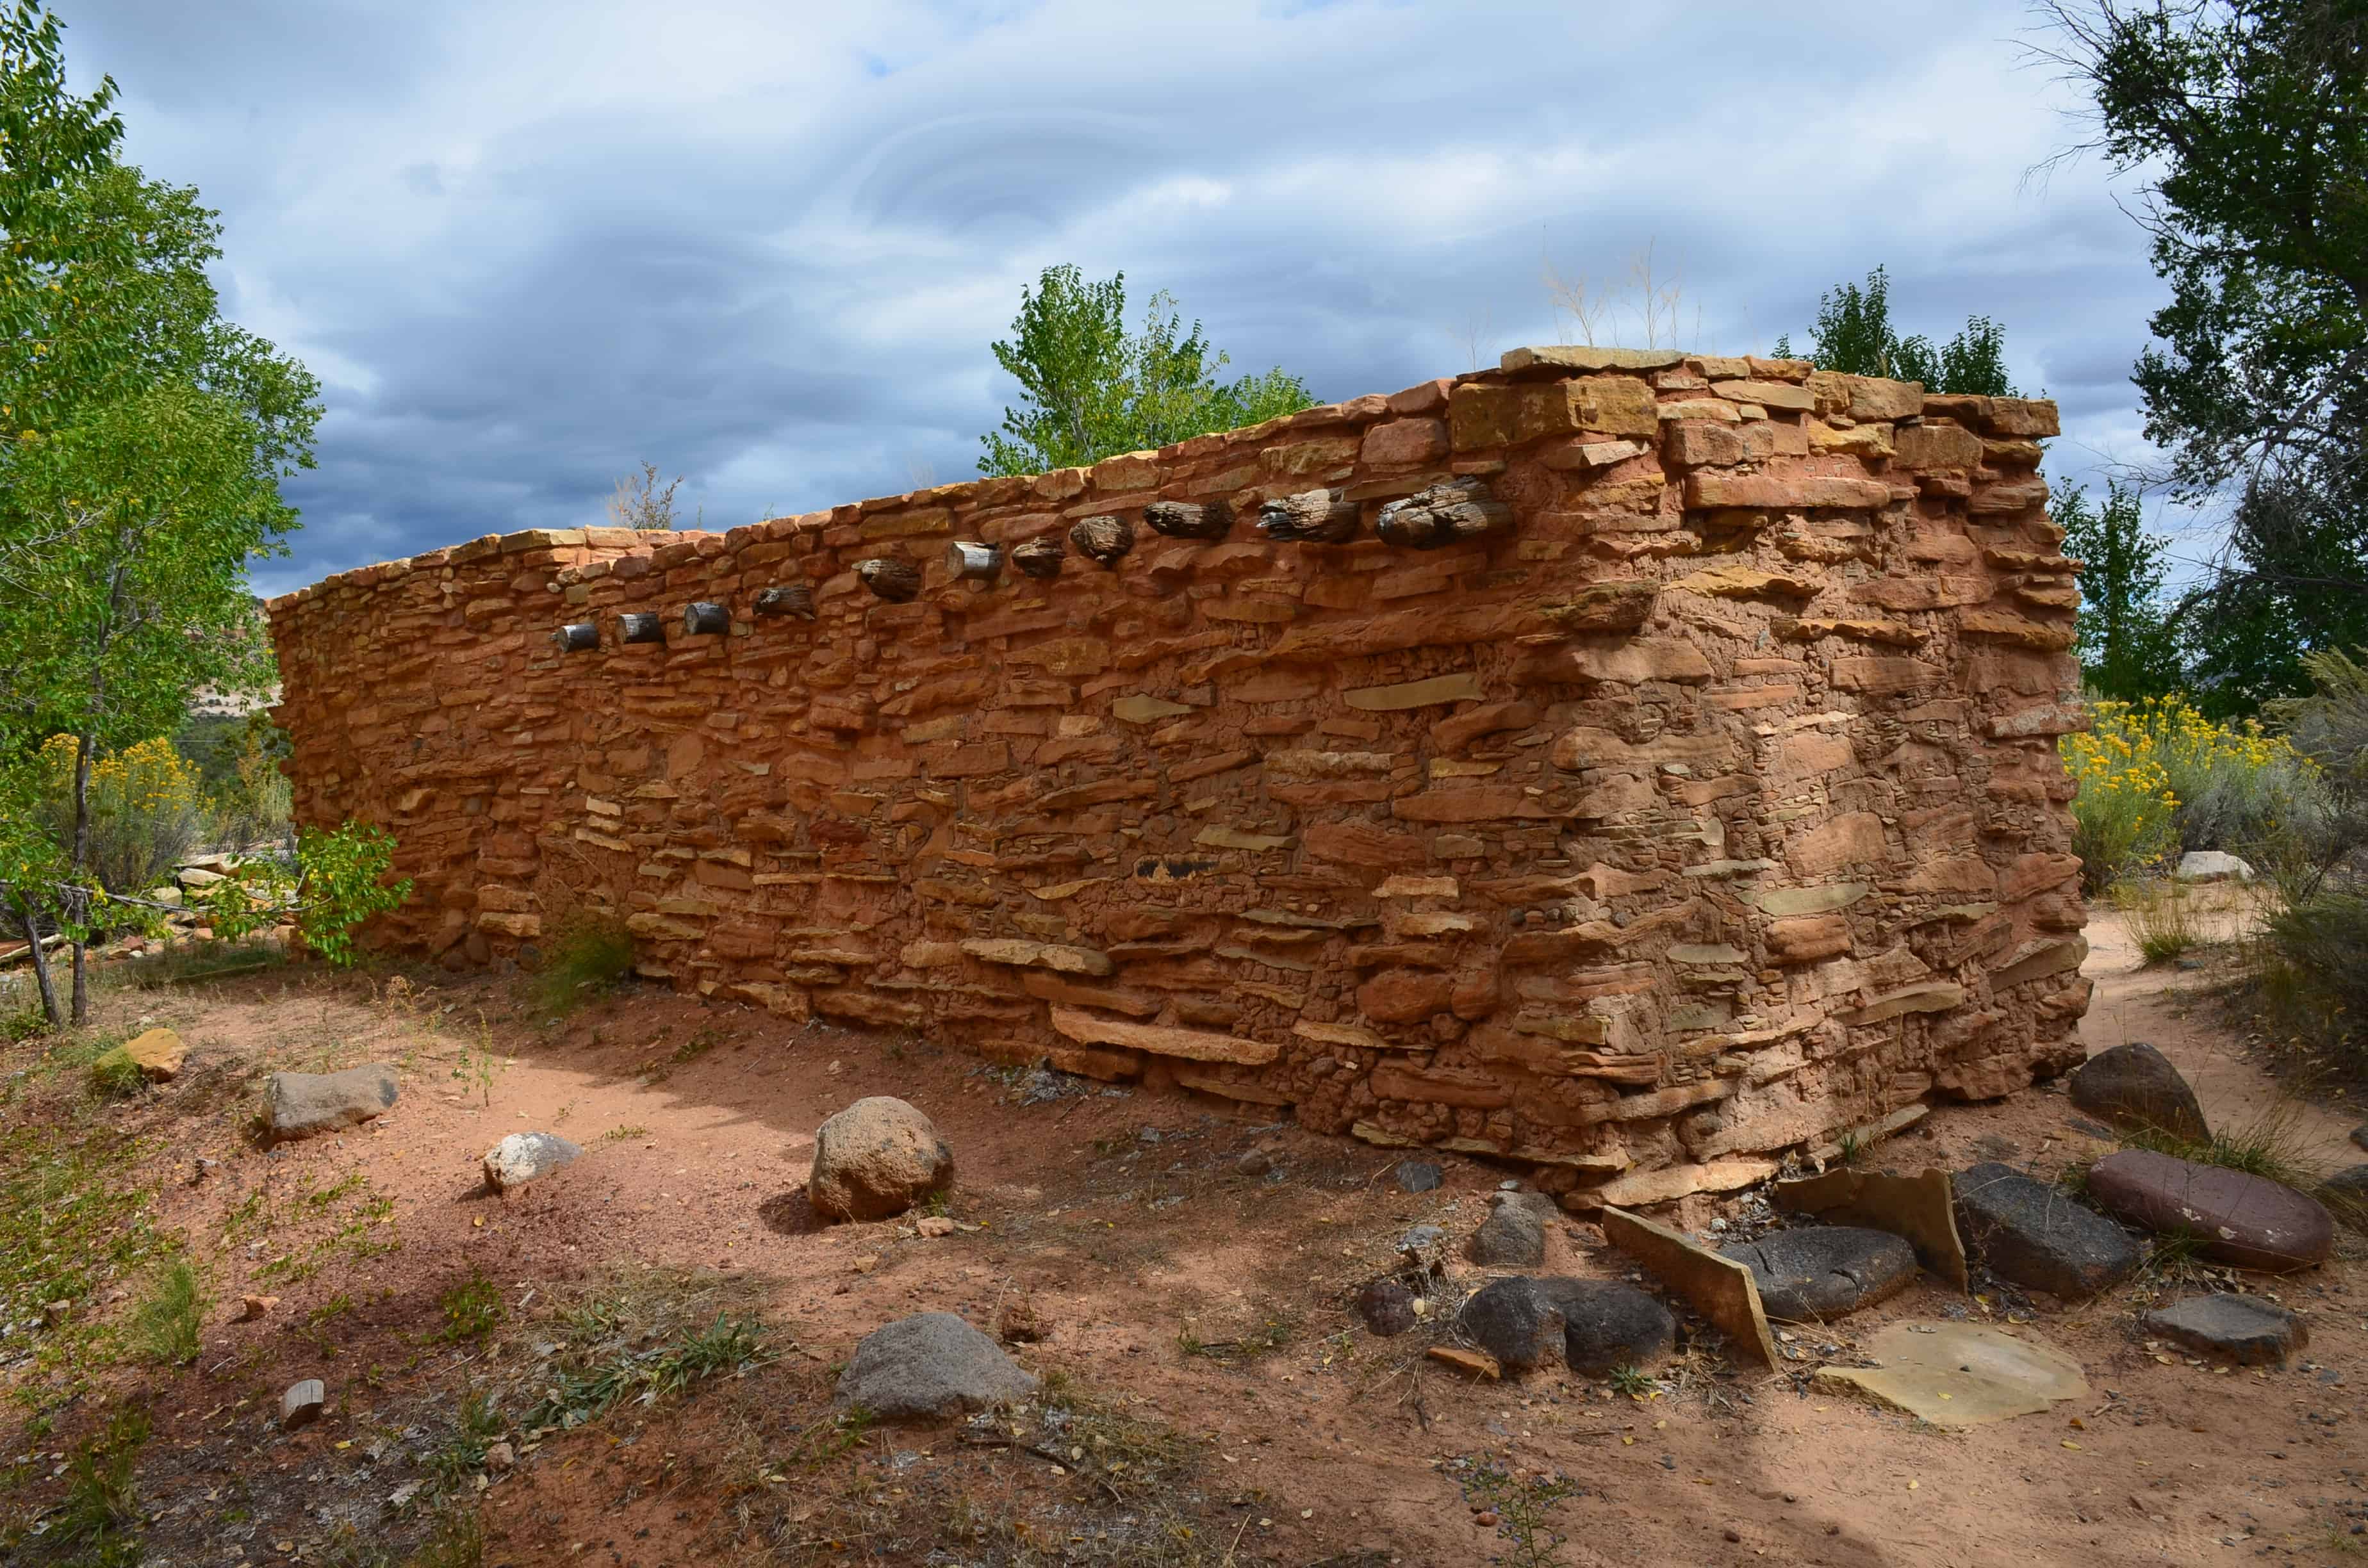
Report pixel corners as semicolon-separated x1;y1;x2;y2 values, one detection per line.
62;0;2176;597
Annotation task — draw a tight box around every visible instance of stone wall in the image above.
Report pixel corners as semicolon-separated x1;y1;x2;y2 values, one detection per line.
267;346;2091;1205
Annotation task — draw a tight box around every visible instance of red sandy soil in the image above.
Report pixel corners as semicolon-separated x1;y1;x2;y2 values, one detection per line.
3;908;2364;1568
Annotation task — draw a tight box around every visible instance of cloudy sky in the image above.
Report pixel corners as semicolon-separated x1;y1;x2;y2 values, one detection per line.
66;0;2187;598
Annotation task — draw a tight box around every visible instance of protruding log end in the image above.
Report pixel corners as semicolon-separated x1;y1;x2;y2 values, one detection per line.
857;557;923;602
682;600;730;636
1376;477;1512;550
1069;514;1133;568
753;584;816;619
944;541;1003;582
1257;490;1361;544
618;612;665;644
1010;535;1066;578
552;622;600;653
1144;499;1232;541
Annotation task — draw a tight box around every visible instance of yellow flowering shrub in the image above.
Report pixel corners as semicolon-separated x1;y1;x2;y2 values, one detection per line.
35;734;213;894
2060;696;2321;893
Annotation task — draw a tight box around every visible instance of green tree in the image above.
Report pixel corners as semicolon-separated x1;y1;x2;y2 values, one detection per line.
1772;265;2019;395
978;264;1313;477
2053;478;2182;699
0;3;324;1024
2040;0;2368;712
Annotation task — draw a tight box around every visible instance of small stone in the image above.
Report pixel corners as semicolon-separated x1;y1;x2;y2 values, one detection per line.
281;1378;326;1430
239;1294;280;1321
1399;1223;1445;1253
809;1097;955;1223
1395;1159;1443;1193
835;1312;1037;1421
1465;1199;1547;1268
1356;1278;1420;1337
914;1214;955;1237
113;1027;187;1082
1720;1227;1920;1321
1426;1344;1500;1380
2069;1043;2210;1143
1953;1162;2140;1300
1235;1150;1273;1177
2144;1294;2308;1367
2088;1149;2335;1272
482;1132;583;1192
482;1440;516;1473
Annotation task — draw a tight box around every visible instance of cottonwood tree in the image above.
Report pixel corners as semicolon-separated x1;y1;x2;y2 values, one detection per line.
2053;479;2183;700
1772;265;2017;396
0;1;321;1022
977;264;1313;477
2039;0;2368;712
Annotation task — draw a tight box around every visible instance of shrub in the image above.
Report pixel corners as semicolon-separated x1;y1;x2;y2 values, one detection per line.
2126;879;2205;965
129;1258;206;1365
35;734;213;894
2061;695;2324;892
195;819;411;967
533;910;634;1015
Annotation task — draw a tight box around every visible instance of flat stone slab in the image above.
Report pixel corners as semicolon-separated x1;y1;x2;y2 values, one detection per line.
267;1063;399;1141
115;1027;188;1082
1953;1162;2139;1300
1773;1166;1968;1291
2144;1293;2307;1367
1601;1205;1779;1369
1816;1321;2088;1427
2071;1042;2210;1142
2087;1150;2334;1273
835;1312;1037;1421
1720;1227;1918;1322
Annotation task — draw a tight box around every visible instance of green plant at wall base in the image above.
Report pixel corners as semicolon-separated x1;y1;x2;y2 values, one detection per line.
533;910;633;1015
193;819;409;966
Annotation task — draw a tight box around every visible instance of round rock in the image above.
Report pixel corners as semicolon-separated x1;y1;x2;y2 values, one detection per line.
1719;1226;1919;1322
1534;1277;1675;1376
2069;1043;2210;1143
483;1131;583;1192
834;1312;1037;1420
1455;1277;1565;1373
1356;1277;1420;1337
2144;1293;2307;1367
808;1096;955;1223
1464;1195;1547;1268
2087;1149;2334;1272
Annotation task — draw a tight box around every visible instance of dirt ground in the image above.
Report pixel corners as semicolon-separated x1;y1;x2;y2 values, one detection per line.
3;908;2365;1568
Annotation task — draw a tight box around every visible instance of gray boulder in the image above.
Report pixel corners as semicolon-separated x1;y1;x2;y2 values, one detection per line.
808;1097;954;1223
483;1132;583;1192
1720;1227;1919;1321
2069;1043;2210;1143
835;1312;1037;1420
267;1063;399;1142
2176;850;2254;882
2144;1293;2306;1367
1953;1162;2140;1300
1457;1278;1566;1373
1534;1277;1676;1376
1465;1194;1547;1268
2321;1166;2368;1234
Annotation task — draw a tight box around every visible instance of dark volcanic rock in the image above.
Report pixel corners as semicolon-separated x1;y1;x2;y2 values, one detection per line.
2144;1293;2308;1366
2069;1043;2210;1143
1534;1277;1676;1375
1356;1278;1420;1337
1456;1277;1566;1373
2087;1150;2334;1272
1953;1161;2141;1299
1465;1195;1547;1268
1395;1159;1443;1193
1718;1226;1920;1321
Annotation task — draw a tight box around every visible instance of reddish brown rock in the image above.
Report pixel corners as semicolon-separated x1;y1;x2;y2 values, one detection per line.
2087;1150;2335;1273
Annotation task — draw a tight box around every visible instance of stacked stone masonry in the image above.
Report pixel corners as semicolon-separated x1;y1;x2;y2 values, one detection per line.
268;345;2092;1204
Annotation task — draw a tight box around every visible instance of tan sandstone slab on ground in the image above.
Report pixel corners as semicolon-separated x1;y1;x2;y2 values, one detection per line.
1815;1321;2088;1427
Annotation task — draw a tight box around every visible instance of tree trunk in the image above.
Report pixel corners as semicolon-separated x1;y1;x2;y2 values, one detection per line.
68;731;94;1024
13;896;60;1027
